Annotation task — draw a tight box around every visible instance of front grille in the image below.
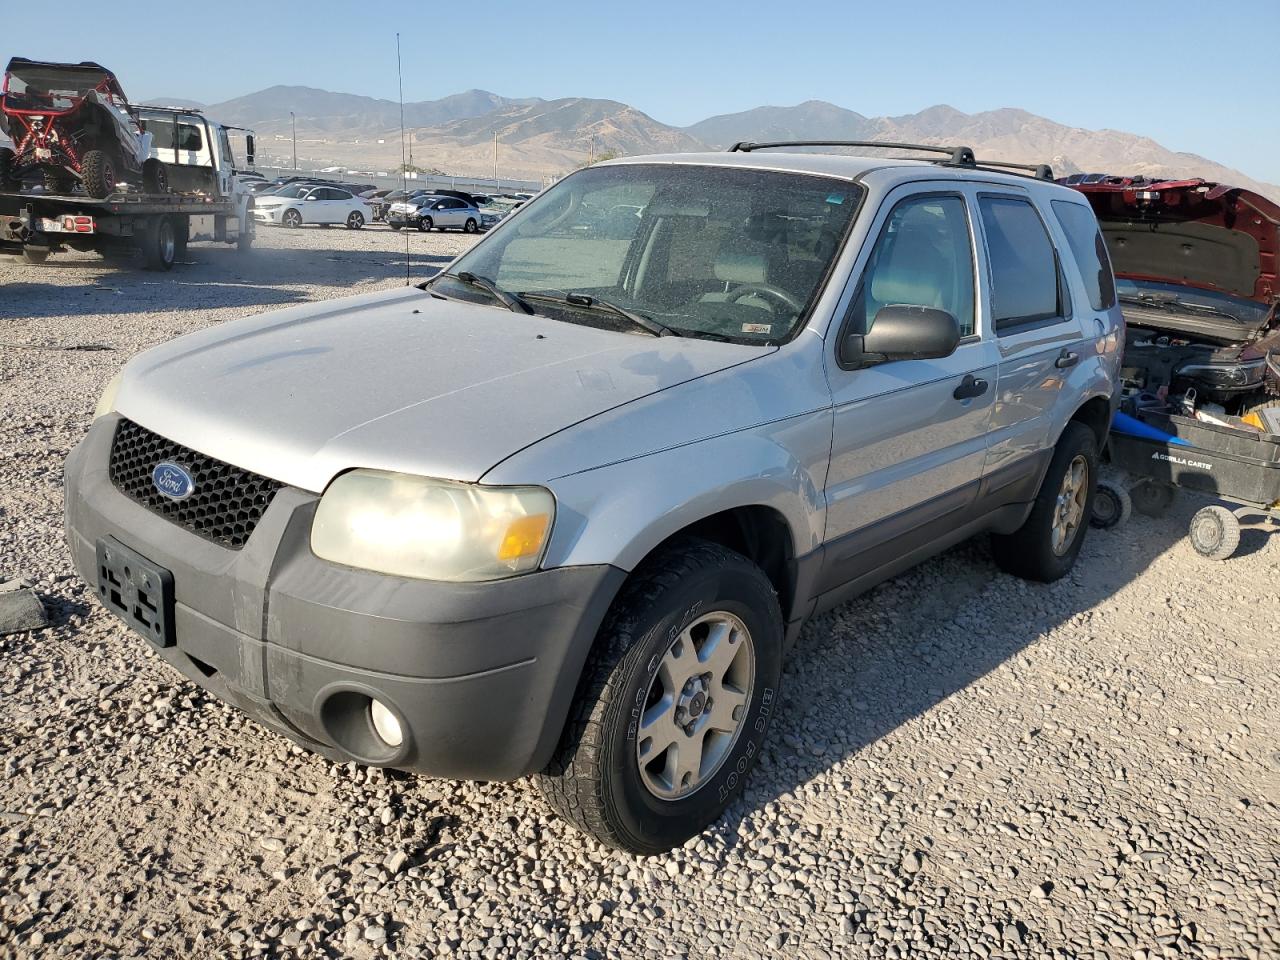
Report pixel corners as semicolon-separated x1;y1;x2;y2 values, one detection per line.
108;418;283;549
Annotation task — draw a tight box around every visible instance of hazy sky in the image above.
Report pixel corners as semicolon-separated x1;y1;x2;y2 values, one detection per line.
6;0;1278;182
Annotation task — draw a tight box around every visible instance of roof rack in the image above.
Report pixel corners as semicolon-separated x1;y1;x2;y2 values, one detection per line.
725;139;1053;181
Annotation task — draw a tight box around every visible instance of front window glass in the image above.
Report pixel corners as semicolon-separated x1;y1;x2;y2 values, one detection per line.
1052;199;1116;311
436;163;861;343
849;194;975;337
4;65;111;111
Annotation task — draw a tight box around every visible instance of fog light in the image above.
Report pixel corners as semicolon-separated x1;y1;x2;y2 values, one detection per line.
370;699;403;747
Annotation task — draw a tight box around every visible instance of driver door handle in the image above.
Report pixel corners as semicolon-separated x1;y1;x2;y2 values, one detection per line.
953;374;988;401
1055;349;1080;369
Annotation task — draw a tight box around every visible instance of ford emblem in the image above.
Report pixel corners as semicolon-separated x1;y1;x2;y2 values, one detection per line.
152;461;195;501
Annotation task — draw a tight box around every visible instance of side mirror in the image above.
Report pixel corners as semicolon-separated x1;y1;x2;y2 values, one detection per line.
304;195;319;201
840;305;961;368
245;134;255;167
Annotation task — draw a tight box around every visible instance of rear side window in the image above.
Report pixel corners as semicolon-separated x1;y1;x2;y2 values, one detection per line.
1051;200;1117;311
978;196;1061;330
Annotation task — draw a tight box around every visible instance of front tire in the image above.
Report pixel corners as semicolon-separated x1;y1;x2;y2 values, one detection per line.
346;211;365;229
81;150;117;199
43;167;75;194
143;159;169;194
417;216;433;233
282;209;303;229
991;422;1098;582
389;222;402;231
536;538;783;854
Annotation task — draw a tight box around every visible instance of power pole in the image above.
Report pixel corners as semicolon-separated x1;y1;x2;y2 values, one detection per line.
589;133;595;165
493;131;498;189
290;111;297;170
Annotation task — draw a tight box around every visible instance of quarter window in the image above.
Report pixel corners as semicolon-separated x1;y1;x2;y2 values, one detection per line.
849;194;975;337
978;196;1062;330
1051;200;1117;311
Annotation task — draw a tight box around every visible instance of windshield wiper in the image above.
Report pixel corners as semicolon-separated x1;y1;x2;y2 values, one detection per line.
1119;293;1240;322
519;291;678;337
432;271;533;314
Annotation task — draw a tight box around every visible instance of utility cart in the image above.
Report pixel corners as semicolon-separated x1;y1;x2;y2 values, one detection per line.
1100;407;1280;559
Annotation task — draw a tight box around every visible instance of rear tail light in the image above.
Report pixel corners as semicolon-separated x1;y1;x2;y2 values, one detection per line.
61;215;94;233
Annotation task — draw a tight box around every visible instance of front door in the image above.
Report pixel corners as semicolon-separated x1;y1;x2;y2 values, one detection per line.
820;187;998;596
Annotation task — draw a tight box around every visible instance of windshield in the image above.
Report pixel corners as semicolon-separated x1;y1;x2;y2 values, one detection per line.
1116;278;1271;327
434;163;861;344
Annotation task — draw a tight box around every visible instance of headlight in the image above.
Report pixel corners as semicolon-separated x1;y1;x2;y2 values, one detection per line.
1178;358;1266;388
311;470;555;582
93;370;123;421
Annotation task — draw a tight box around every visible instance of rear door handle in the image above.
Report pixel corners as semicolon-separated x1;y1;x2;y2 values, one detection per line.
953;374;989;401
1055;349;1080;369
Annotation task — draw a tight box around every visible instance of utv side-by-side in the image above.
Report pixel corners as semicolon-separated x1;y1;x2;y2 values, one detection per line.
0;57;164;198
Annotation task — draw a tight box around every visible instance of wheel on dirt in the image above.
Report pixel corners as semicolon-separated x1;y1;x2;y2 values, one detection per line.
21;245;50;265
43;167;75;194
0;148;17;190
346;211;365;230
992;422;1098;582
536;538;784;854
1090;480;1132;530
140;216;177;271
463;217;478;234
173;217;190;260
1189;505;1241;561
237;220;254;252
81;150;118;199
143;159;169;193
389;222;402;231
282;208;303;229
417;216;433;232
1131;479;1176;517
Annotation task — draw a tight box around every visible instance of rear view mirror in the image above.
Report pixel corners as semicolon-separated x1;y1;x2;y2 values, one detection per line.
840;305;961;368
245;134;255;167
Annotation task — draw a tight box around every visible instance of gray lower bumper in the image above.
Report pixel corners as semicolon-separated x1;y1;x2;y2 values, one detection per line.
64;416;625;780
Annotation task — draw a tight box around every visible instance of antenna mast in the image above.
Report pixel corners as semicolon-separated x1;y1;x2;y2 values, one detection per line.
396;32;410;284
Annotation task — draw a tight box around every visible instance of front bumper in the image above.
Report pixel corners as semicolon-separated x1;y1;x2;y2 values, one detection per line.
64;415;625;779
253;208;283;223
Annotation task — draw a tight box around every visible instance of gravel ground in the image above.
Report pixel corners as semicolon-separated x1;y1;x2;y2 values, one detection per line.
1;225;1278;960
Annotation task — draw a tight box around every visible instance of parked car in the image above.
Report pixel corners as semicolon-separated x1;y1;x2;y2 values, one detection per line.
253;183;367;228
0;58;165;197
1062;174;1280;415
387;194;482;232
68;143;1119;853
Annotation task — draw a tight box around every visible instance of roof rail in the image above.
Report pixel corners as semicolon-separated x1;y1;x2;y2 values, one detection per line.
726;139;1054;181
728;140;976;166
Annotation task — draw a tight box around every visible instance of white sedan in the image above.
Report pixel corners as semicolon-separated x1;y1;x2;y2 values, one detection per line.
254;184;368;229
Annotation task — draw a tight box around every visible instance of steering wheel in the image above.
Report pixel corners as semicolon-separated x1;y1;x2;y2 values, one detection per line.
725;283;804;313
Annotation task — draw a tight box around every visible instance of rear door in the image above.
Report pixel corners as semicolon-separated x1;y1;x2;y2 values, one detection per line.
973;191;1090;483
820;185;999;595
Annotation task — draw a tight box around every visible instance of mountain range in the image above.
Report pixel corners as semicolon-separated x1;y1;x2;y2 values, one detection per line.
145;85;1279;201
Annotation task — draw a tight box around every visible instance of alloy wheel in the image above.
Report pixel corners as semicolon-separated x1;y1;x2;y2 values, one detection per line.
1051;454;1088;555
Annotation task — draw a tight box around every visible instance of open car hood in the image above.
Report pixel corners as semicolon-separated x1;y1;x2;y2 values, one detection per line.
1063;175;1279;337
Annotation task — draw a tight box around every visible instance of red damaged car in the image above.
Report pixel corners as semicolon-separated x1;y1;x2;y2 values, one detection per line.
1062;174;1280;415
0;57;163;198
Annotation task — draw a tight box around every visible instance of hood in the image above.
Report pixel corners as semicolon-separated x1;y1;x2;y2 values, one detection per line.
1064;176;1279;334
115;288;767;492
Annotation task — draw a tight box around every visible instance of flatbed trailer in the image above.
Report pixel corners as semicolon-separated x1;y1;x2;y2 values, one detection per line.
0;186;252;269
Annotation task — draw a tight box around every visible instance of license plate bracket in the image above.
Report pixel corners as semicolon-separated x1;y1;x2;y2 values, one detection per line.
95;537;175;648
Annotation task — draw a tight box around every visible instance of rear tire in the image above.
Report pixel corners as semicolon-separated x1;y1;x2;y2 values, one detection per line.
389;223;402;231
991;422;1098;582
1132;479;1176;518
464;217;478;234
143;159;169;194
1189;506;1241;561
43;168;75;195
81;150;117;199
140;216;177;271
536;538;784;854
21;245;50;265
0;148;17;190
1090;480;1132;530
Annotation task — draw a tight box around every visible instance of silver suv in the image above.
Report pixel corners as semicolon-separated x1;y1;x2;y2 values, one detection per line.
66;142;1122;853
